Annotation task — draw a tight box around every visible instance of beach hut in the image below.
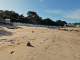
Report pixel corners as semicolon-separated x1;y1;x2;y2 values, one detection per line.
0;17;10;24
5;19;10;24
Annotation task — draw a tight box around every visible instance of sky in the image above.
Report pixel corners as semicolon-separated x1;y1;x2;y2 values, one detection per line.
0;0;80;23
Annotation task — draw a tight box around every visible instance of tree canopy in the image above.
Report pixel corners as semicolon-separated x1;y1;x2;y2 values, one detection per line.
0;10;67;26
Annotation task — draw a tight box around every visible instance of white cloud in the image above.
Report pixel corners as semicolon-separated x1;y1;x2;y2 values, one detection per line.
40;0;44;1
44;9;80;20
44;9;65;14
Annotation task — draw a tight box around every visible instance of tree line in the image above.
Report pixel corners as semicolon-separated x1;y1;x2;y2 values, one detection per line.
0;10;67;26
73;22;80;25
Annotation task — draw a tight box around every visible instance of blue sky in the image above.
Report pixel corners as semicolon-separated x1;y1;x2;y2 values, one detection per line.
0;0;80;23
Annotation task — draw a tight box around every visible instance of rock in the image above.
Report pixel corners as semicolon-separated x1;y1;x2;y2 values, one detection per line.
32;31;34;33
27;42;32;46
11;51;14;54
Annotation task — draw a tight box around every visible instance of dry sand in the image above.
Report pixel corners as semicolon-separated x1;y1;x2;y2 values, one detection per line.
0;25;80;60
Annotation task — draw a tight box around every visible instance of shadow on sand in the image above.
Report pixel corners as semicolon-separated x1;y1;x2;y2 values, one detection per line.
0;24;23;37
0;27;12;37
0;23;23;29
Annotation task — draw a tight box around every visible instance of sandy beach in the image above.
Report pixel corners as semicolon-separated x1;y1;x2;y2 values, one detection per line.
0;24;80;60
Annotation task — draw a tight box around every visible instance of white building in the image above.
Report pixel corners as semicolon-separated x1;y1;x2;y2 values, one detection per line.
5;19;10;24
67;23;75;27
